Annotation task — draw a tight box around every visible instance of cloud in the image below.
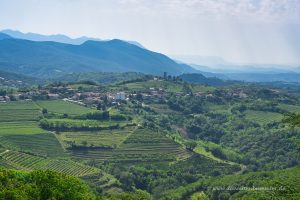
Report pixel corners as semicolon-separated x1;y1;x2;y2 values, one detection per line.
118;0;300;23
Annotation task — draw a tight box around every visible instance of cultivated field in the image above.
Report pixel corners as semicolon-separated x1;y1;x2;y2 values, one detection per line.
112;80;214;93
69;128;191;163
40;118;128;131
0;101;40;122
0;150;98;177
35;100;93;116
59;128;134;149
278;104;300;113
244;110;282;124
0;122;44;135
0;132;65;157
207;103;230;113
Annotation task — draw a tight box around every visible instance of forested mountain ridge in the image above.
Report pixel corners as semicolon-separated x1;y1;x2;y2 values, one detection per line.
0;38;196;78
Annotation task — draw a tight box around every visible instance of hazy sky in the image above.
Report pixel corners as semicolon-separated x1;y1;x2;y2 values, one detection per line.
0;0;300;65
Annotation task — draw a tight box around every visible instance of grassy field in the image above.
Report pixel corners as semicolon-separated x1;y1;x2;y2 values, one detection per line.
244;110;283;124
207;103;230;113
69;128;191;163
59;128;134;149
0;101;39;110
0;122;44;135
112;80;214;93
149;103;181;114
35;100;93;116
278;103;300;113
0;101;40;122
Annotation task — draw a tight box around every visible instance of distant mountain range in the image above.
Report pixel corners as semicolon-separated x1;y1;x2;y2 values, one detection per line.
173;55;299;73
0;32;195;78
216;72;300;82
1;30;300;83
176;60;300;83
0;33;12;40
1;29;144;48
1;29;94;45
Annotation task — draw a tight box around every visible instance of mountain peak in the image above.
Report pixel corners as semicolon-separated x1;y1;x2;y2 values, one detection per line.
0;37;196;78
1;29;99;45
1;30;144;48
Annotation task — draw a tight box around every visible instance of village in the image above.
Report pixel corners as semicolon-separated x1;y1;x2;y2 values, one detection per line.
0;72;253;107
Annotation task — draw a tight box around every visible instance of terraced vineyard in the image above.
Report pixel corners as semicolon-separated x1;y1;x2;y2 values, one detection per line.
38;160;98;177
0;150;46;170
0;158;14;169
41;118;127;130
0;101;40;122
59;128;134;148
0;150;98;177
0;132;66;157
69;129;191;163
35;100;93;116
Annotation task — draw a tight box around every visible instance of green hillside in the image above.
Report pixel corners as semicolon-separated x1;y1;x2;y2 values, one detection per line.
162;166;300;200
0;77;300;199
0;38;195;78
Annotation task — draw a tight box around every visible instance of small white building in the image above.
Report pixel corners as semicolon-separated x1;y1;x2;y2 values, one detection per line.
115;92;126;100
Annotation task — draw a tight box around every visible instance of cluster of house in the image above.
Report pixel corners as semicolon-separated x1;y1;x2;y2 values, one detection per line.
136;87;165;100
227;90;248;98
0;91;42;102
70;91;127;105
0;95;10;102
0;87;129;104
0;76;24;87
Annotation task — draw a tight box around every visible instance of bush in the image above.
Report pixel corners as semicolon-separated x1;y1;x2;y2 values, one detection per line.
0;169;96;200
78;111;110;120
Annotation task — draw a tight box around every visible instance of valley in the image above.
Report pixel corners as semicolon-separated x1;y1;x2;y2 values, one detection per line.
0;73;299;199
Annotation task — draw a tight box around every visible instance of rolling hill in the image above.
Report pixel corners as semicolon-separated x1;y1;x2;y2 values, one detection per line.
0;37;195;78
1;29;92;45
179;73;239;86
0;70;41;86
1;29;145;48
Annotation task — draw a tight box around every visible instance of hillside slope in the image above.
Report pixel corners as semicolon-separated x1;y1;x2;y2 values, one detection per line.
179;73;238;86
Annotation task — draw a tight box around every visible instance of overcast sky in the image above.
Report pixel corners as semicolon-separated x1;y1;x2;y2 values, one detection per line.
0;0;300;65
